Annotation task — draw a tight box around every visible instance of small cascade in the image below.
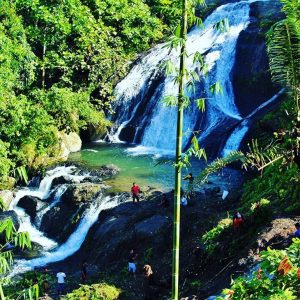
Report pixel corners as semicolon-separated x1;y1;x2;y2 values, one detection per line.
10;195;122;276
9;166;88;249
221;120;250;157
221;89;285;157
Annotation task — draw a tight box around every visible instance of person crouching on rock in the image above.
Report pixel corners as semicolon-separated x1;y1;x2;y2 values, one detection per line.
131;182;140;204
233;211;245;232
128;249;138;277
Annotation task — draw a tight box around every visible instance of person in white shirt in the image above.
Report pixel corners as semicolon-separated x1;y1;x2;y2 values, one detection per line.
56;270;66;295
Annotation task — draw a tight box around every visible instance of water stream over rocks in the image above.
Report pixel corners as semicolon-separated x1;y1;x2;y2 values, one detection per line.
7;2;283;298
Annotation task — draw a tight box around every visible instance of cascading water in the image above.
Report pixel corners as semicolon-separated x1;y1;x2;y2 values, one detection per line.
109;1;252;154
221;89;285;157
108;0;278;157
10;195;121;276
9;167;89;252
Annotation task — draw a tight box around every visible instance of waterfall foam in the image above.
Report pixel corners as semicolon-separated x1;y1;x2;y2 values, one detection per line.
10;195;121;276
9;166;88;249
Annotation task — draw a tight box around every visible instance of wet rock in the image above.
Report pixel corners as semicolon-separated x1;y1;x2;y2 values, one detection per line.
17;196;46;221
0;210;20;231
28;176;41;188
61;183;102;206
52;175;74;187
135;215;170;236
94;216;129;239
40;202;86;242
233;1;284;116
80;164;120;179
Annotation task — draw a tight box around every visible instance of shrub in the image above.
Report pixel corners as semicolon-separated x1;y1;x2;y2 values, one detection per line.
217;239;300;299
63;283;121;300
201;218;232;255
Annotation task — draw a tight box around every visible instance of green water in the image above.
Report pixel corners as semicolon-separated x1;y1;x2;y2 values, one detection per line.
69;143;241;193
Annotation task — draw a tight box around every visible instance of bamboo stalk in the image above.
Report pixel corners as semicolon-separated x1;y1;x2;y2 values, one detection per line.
171;0;187;298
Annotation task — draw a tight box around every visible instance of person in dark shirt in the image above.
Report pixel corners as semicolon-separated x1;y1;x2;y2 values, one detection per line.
128;249;138;277
184;173;194;185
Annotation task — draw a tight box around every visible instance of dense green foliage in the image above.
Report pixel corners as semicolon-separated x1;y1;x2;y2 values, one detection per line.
62;283;121;300
217;239;300;300
0;0;174;184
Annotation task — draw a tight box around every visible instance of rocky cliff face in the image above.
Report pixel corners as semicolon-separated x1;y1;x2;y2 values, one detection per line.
232;1;284;116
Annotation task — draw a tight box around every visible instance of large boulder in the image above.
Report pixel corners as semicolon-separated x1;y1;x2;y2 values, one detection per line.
17;196;46;221
0;210;20;231
256;218;300;250
61;183;102;206
59;131;82;159
94;216;129;239
40;183;102;241
40;202;86;242
135;215;170;236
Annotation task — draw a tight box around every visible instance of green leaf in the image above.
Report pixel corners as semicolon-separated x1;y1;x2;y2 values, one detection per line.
175;24;181;38
162;95;178;106
209;82;223;95
196;98;205;112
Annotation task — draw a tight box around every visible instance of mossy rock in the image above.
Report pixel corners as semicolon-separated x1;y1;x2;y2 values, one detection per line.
63;283;121;300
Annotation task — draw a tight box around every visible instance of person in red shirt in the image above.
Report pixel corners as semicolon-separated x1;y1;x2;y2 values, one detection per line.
131;182;140;204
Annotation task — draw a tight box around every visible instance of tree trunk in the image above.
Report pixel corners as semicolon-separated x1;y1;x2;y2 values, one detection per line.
171;0;187;298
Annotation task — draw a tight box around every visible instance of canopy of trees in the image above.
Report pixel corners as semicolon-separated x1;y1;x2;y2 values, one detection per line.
0;0;178;184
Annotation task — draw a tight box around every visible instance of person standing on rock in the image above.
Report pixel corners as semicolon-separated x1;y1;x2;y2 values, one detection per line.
131;182;140;204
128;249;138;277
233;211;245;232
56;269;66;296
184;173;194;199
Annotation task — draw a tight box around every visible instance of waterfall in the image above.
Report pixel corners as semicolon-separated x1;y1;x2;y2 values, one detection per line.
10;195;121;276
9;166;88;249
109;1;256;156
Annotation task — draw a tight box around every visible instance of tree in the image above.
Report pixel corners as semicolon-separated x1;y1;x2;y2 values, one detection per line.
172;0;188;297
168;1;228;298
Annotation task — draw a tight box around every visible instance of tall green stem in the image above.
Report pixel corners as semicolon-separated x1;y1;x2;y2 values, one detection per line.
171;0;187;298
0;284;5;300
